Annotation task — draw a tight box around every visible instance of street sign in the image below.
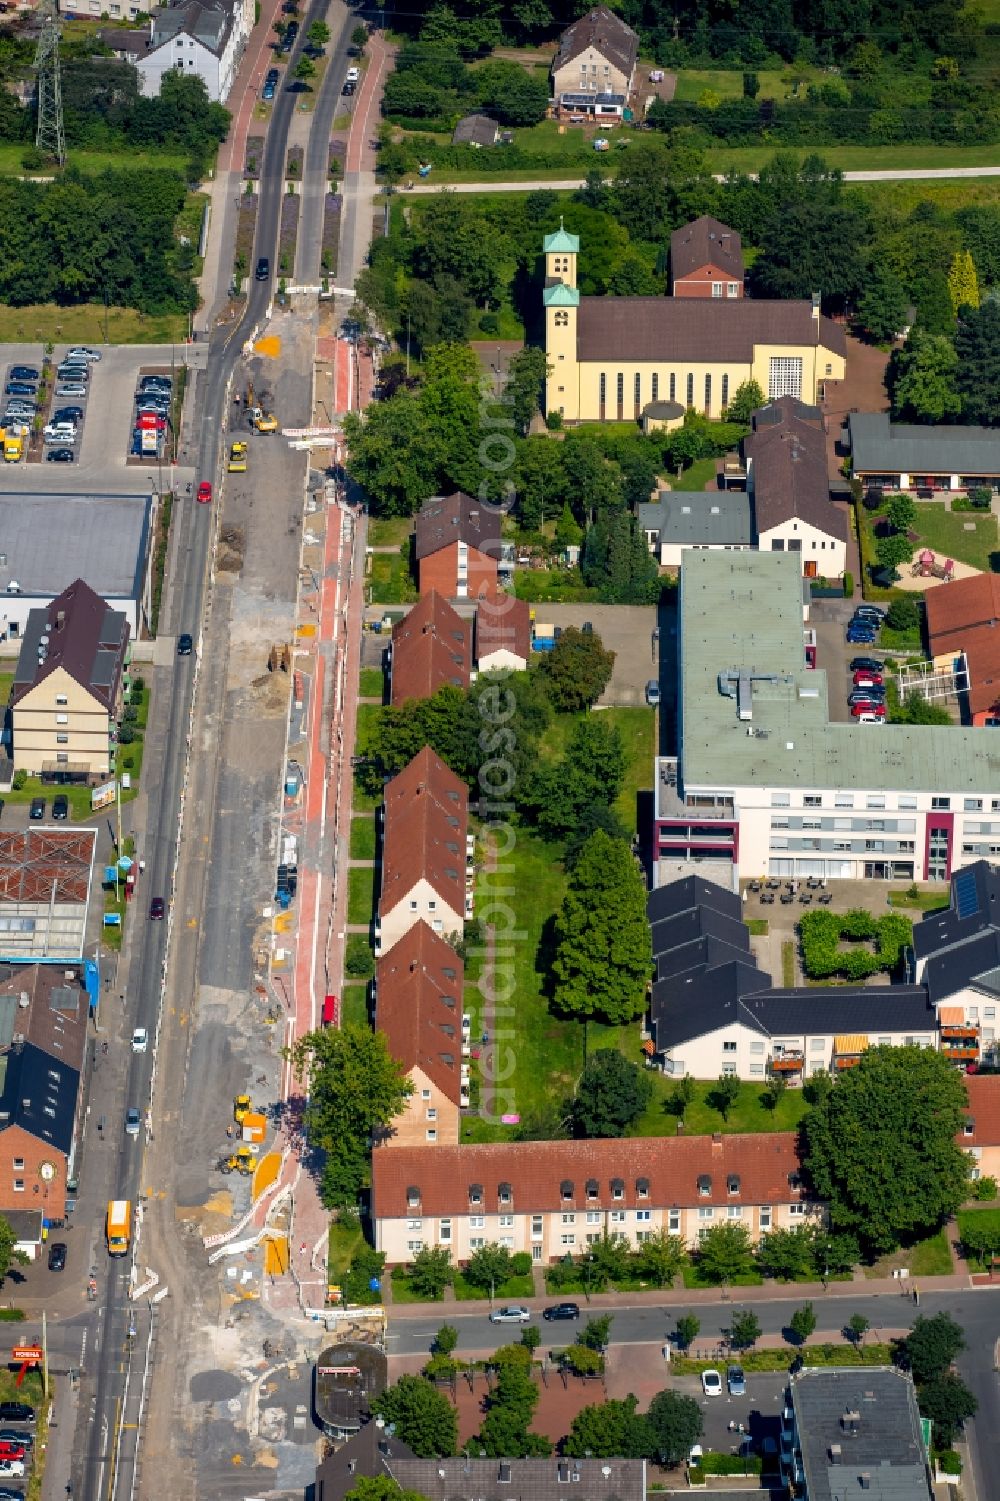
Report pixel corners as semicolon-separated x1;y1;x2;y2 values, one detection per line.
11;1347;41;1363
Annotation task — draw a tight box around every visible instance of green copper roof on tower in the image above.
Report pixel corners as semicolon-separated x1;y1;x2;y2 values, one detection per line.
543;283;580;307
543;217;580;255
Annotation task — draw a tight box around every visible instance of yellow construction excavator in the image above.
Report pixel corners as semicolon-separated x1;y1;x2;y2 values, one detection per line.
219;1147;254;1176
246;381;278;434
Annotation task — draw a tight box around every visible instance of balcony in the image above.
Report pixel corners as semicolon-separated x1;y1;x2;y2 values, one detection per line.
834;1054;863;1070
770;1052;804;1074
941;1023;980;1040
943;1044;980;1061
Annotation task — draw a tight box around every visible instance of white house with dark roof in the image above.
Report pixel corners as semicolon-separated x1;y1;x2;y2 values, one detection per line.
551;5;638;114
637;490;752;567
131;0;251;100
745;398;847;577
849;411;1000;492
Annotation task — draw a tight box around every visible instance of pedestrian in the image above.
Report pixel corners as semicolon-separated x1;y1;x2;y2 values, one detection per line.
139;858;146;875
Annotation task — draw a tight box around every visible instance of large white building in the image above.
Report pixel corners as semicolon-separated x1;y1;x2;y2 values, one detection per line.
654;551;1000;886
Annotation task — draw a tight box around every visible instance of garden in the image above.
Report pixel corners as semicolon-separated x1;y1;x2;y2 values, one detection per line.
797;907;912;982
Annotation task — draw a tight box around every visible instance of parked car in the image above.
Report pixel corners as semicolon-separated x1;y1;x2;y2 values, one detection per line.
701;1369;723;1396
854;604;886;621
29;798;44;820
0;1461;25;1479
345;65;360;81
727;1365;746;1396
0;1446;25;1463
125;1107;141;1137
52;406;83;423
849;657;884;673
262;79;276;99
131;1027;148;1053
139;376;171;391
846;624;877;644
0;1487;23;1498
489;1306;531;1324
847;690;886;707
853;673;884;690
46;448;75;463
0;1429;34;1448
47;1242;67;1271
9;366;38;381
177;632;193;656
56;364;87;382
342;79;355;94
851;702;886;718
855;711;886;725
55;384;88;398
149;896;165;920
645;679;661;706
0;1404;33;1423
66;346;101;362
266;66;280;81
5;384;36;397
255;257;270;281
52;795;68;820
542;1303;580;1321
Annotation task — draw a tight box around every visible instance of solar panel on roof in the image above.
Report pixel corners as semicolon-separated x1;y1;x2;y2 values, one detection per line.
954;868;980;921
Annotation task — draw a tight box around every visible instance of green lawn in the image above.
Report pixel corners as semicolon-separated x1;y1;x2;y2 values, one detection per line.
511;570;601;603
0;301;188;344
359;666;384;699
368;545;418;604
668;456;721;492
582;1055;812;1138
672;65;831;103
342;984;369;1028
453;1271;535;1301
368;516;414;548
859;498;999;583
8;143;188;176
347;864;378;927
464;829;578;1131
863;1226;954;1278
0;672;12;706
537;707;653;834
957;1207;1000;1268
782;941;796;988
682;1264;764;1289
350;816;377;861
888;888;950;912
328;1217;364;1280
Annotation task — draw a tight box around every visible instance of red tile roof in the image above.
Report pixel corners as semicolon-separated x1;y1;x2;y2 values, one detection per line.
476;595;532;666
390;592;471;706
380;748;468;922
926;575;1000;717
376;922;465;1105
670;216;743;284
372;1131;806;1219
962;1074;1000;1146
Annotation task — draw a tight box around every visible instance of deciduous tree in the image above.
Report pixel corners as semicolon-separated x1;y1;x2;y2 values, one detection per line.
955;300;1000;425
802;1047;970;1253
857;264;908;343
634;1229;687;1289
571;1050;653;1138
898;1313;965;1383
729;1309;762;1351
464;1242;513;1294
537;627;615;713
564;1395;655;1458
696;1223;756;1286
789;1303;817;1345
723;378;765;424
373;1376;458;1457
645;1390;704;1466
676;1314;700;1350
917;1372;977;1446
504;346;550;436
553;830;653;1024
408;1246;454;1300
887;330;961;422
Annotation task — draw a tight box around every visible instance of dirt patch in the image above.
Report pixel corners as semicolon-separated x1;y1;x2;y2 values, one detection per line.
218;524;247;572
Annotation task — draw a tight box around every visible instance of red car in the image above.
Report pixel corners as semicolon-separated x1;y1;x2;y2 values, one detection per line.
851;702;886;718
0;1445;25;1462
853;670;883;687
196;481;212;504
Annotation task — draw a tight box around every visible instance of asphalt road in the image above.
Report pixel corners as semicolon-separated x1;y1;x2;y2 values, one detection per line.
296;0;352;285
387;1289;1000;1499
74;6;337;1497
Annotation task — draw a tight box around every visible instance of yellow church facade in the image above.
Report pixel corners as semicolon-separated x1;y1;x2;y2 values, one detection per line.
542;228;847;425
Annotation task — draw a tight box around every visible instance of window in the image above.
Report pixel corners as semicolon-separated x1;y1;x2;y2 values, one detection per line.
668;1209;680;1232
759;1208;771;1230
56;753;68;764
769;356;803;399
586;1210;601;1224
425;1129;436;1142
616;371;623;419
704;373;712;412
561;1212;576;1225
440;1219;451;1242
12;1181;23;1194
722;1040;737;1053
698;1207;714;1220
804;794;822;807
634;372;641;415
771;792;790;807
727;282;739;297
407;1219;423;1231
966;798;984;811
722;1063;737;1077
610;1210;626;1224
470;1237;485;1250
12;1158;23;1172
554;310;568;327
561;1233;576;1246
652;373;659;401
728;1206;743;1219
900;795;918;809
426;1108;436;1121
636;1210;651;1222
789;1203;805;1217
686;372;694;407
711;282;723;298
750;1064;764;1076
55;713;68;725
532;1244;542;1260
866;795;886;810
499;1214;514;1228
669;372;676;402
531;1215;543;1238
750;1041;765;1055
835;793;854;808
470;1215;485;1229
421;1088;431;1100
55;694;67;706
721;374;729;407
599;372;606;413
932;796;951;810
409;900;418;911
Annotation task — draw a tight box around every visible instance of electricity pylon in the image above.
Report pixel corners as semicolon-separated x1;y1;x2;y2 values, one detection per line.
34;0;66;166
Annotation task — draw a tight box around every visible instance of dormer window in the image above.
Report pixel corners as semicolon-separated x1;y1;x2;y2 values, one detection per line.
499;1464;512;1484
469;1183;483;1206
727;1174;741;1196
636;1177;649;1198
965;1119;975;1137
697;1174;712;1197
406;1185;421;1210
788;1172;802;1192
498;1181;512;1205
560;1179;574;1202
585;1178;599;1201
610;1178;624;1200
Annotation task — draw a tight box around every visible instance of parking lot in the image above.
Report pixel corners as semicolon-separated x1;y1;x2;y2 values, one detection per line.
678;1365;787;1474
0;342;206;495
535;604;659;706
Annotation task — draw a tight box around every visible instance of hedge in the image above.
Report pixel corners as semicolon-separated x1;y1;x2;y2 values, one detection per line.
799;908;912;981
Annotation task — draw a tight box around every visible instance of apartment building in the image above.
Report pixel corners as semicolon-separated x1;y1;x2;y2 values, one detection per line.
960;1075;1000;1182
550;6;638;110
654;551;1000;884
375;748;471;956
647;873;937;1081
784;1368;931;1501
388;591;471;706
670;216;744;299
372;1131;820;1264
415;493;503;601
11;578;130;782
374;921;469;1143
911;861;1000;1063
543;234;846;425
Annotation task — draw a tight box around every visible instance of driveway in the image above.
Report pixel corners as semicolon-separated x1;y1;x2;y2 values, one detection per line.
539;603;658;706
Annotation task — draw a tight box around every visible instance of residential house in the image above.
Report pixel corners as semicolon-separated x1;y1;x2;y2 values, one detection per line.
551;6;638;118
637;490;752;567
452;114;499;147
848;412;1000;493
131;0;250;101
375;748;471;956
654;550;1000;884
374;921;468;1143
911;862;1000;1063
543;234;846;424
414;492;503;601
316;1428;646;1501
475;594;532;672
744;398;847;578
670;216;744;299
372;1131;820;1264
0;963;91;1219
785;1367;932;1501
11;578;130;782
925;573;1000;726
95;28;151;61
387;591;471;706
960;1074;1000;1182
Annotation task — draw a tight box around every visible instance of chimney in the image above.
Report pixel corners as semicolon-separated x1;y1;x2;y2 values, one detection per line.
712;1131;723;1156
829;1446;842;1465
56;610;65;630
859;1477;871;1491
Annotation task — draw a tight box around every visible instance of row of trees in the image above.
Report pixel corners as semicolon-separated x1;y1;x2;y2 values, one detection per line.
888;301;1000;426
384;41;549;126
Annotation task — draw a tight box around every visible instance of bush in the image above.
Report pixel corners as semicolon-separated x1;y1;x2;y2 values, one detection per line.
970;485;992;509
11;771;26;791
118;723;136;745
936;1450;962;1475
546;410;563;430
799;908;912;980
699;1453;763;1475
843;570;853;597
973;1175;998;1200
510;1252;532;1277
886;595;919;631
345;935;375;978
